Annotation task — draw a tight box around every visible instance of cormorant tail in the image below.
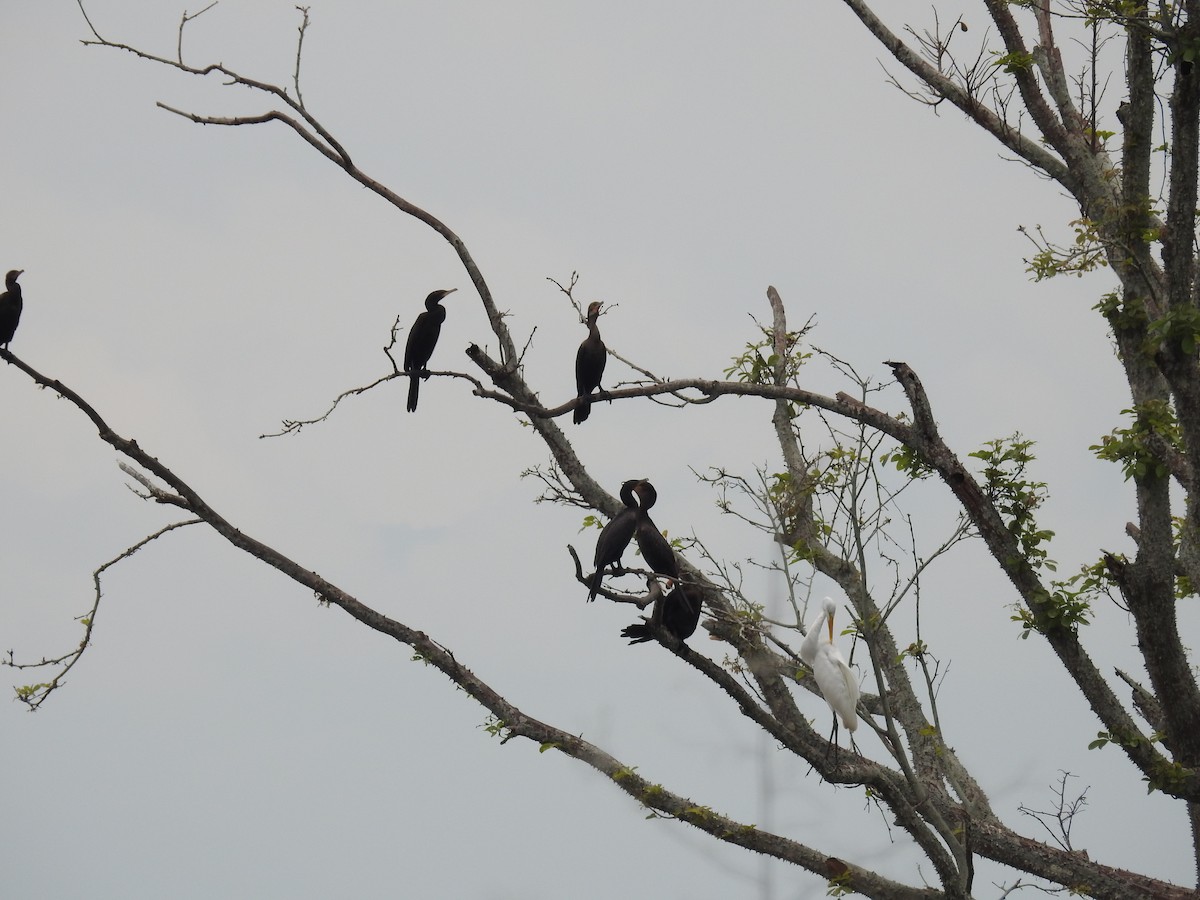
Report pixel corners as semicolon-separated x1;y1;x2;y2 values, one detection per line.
587;568;604;602
620;623;653;644
574;396;591;424
407;375;420;412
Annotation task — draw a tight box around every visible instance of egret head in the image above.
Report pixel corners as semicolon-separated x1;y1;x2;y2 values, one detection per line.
823;597;838;641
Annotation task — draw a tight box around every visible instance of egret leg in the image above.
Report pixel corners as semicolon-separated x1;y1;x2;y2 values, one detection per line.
823;717;841;764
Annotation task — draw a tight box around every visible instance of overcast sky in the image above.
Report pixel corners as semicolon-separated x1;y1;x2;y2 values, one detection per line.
1;2;1194;898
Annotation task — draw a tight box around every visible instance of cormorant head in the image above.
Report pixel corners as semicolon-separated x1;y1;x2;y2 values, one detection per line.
5;270;23;288
633;479;658;511
426;288;457;308
586;300;603;320
618;479;641;507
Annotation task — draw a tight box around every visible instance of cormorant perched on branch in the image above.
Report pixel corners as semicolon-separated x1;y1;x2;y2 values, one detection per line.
633;480;678;580
588;479;640;601
574;300;606;423
621;581;704;644
404;288;456;412
0;269;24;351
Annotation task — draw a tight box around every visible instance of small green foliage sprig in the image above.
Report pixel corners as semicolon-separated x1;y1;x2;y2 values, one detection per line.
1090;399;1181;481
724;325;812;385
970;436;1055;571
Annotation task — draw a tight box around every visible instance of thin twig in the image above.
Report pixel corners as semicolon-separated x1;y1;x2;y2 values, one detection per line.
5;518;201;710
177;1;218;65
292;6;310;108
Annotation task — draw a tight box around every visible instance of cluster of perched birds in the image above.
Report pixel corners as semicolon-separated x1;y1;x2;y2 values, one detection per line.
402;289;699;641
401;289;609;420
1;277;858;739
586;478;705;644
402;287;860;740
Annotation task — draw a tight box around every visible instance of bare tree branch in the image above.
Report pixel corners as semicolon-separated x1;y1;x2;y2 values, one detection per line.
29;5;1200;895
4;517;200;710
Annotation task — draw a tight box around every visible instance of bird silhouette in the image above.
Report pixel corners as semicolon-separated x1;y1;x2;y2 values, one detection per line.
621;581;703;644
588;479;641;602
632;480;677;580
404;288;456;412
574;301;606;423
0;269;25;351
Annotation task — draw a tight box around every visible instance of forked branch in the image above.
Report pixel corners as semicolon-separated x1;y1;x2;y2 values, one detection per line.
0;346;930;899
3;518;200;710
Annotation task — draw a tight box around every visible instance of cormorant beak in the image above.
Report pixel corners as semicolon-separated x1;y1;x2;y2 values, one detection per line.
444;288;458;296
15;270;23;277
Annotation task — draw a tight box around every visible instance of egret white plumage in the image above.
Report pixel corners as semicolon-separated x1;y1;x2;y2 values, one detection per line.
801;597;859;737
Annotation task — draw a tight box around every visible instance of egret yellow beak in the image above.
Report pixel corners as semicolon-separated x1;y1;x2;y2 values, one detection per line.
827;611;835;642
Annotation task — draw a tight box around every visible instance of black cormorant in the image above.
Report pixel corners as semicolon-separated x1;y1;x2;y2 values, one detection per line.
404;288;456;412
574;300;606;424
588;479;640;602
621;581;703;644
633;480;678;579
0;269;24;351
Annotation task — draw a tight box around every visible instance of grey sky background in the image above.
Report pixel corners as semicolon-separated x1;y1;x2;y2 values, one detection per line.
1;2;1193;897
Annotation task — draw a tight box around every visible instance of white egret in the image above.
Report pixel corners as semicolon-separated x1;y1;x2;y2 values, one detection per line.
801;597;859;737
